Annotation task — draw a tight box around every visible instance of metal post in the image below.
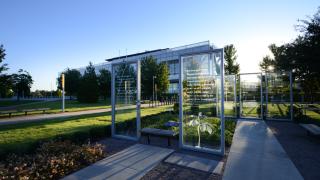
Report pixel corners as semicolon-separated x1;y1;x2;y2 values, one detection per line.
220;49;225;155
289;71;293;121
179;57;183;149
234;75;237;118
239;75;242;118
111;65;115;137
61;74;65;112
265;73;268;120
137;61;141;139
260;73;263;119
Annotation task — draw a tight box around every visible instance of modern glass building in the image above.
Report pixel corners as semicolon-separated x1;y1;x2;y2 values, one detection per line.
77;41;217;94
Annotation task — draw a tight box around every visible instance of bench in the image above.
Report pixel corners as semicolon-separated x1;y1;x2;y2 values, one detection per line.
300;123;320;136
22;108;51;115
0;110;18;118
141;128;178;146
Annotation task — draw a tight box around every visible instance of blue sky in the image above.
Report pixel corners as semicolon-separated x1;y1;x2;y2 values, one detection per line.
0;0;318;90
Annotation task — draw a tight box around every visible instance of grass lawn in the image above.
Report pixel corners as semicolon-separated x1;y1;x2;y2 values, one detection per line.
0;100;40;107
0;105;169;156
0;99;111;118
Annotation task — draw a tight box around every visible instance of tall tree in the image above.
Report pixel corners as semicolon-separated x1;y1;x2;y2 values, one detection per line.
77;62;99;103
57;68;81;99
0;44;12;98
12;69;33;100
98;69;111;100
141;56;158;99
224;44;240;75
266;7;320;102
156;62;169;97
259;55;275;72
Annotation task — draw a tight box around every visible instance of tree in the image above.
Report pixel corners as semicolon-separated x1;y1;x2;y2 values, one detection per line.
77;62;99;103
0;44;12;98
141;56;158;99
156;62;169;97
12;69;33;100
97;69;111;100
224;44;240;75
265;7;320;102
57;68;81;100
259;55;275;72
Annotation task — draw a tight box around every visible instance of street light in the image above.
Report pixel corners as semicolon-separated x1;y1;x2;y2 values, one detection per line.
153;76;156;107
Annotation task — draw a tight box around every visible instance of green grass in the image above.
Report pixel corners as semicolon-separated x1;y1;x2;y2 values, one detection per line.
0;100;40;107
0;99;111;118
0;105;170;155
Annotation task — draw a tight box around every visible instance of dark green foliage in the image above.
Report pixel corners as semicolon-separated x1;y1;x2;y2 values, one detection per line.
225;120;236;146
288;106;303;122
57;68;81;99
191;104;200;115
265;8;320;102
0;44;8;74
89;126;110;140
259;55;275;72
71;131;91;144
257;105;266;119
77;62;100;103
97;69;111;100
211;106;217;116
141;56;169;99
224;44;240;75
173;103;179;114
11;69;33;100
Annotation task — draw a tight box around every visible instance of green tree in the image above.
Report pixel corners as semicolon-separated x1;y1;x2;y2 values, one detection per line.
141;56;158;99
0;44;12;98
265;7;320;102
12;69;33;100
77;62;99;103
98;69;111;100
259;55;275;72
224;44;240;75
156;62;169;97
57;68;81;100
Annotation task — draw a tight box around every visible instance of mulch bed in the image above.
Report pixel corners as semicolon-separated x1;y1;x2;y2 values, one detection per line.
98;138;136;156
266;121;320;180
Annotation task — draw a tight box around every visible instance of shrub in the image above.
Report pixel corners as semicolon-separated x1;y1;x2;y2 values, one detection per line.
173;103;179;114
71;131;90;144
211;106;217;116
287;106;303;122
0;140;105;179
89;126;109;140
191;104;199;115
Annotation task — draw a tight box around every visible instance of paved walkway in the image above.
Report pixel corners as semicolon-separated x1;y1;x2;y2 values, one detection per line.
223;120;303;180
0;104;155;125
0;108;109;125
64;144;174;180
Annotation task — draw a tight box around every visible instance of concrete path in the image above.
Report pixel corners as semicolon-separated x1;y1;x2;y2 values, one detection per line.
0;104;154;125
0;108;109;125
223;120;303;180
64;144;174;180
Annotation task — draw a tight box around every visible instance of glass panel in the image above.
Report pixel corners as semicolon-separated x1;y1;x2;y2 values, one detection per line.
182;52;222;152
240;73;262;118
225;75;236;118
266;72;291;120
114;62;137;138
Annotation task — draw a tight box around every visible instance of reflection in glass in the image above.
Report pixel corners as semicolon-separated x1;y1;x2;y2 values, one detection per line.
240;74;262;118
266;72;291;120
114;63;137;137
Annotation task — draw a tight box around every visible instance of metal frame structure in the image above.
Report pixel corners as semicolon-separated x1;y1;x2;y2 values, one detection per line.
111;60;141;141
224;74;237;118
239;72;263;120
179;49;225;155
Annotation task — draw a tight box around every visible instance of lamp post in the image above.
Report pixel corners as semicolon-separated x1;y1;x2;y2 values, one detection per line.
153;76;156;107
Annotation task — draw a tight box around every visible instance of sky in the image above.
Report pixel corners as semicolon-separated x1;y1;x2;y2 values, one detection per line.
0;0;319;91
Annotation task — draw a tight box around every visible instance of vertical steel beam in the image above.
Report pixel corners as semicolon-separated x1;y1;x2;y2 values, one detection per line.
290;71;293;121
220;49;225;155
179;56;183;149
136;61;141;138
111;64;115;137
